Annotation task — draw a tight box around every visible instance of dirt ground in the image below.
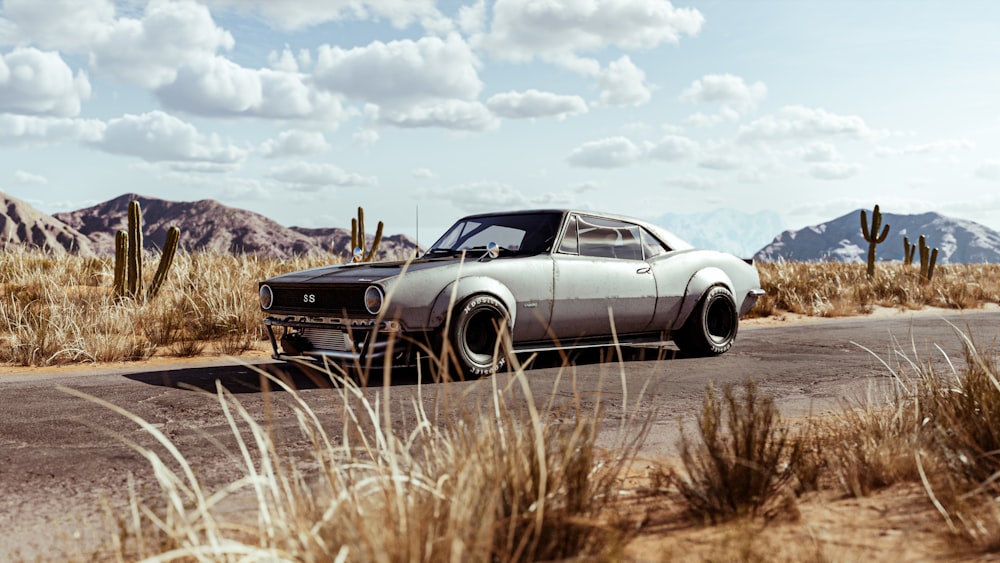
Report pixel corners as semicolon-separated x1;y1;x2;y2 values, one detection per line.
4;305;1000;561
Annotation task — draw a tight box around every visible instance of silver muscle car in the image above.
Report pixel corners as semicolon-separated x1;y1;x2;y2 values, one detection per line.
259;209;764;376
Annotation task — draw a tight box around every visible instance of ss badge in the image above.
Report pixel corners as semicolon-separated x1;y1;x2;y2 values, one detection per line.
303;293;316;303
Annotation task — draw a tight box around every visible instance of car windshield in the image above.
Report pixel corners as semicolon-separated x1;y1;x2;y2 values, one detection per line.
426;212;563;257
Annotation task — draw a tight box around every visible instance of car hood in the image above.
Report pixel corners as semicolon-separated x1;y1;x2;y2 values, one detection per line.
262;257;463;285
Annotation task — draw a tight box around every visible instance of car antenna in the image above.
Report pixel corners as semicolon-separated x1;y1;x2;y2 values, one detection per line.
415;204;420;258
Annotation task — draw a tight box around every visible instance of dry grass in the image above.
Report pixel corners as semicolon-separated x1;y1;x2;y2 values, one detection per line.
752;262;1000;318
61;350;653;562
0;247;331;366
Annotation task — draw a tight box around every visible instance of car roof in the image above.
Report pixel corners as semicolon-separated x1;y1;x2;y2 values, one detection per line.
456;208;694;251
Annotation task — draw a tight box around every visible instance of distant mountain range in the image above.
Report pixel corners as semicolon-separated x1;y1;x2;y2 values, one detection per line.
2;192;418;260
1;192;95;255
654;209;784;258
5;193;1000;264
755;209;1000;264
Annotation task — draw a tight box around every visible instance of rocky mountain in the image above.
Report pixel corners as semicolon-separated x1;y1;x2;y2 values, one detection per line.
755;209;1000;264
655;209;784;257
1;192;95;256
52;193;419;260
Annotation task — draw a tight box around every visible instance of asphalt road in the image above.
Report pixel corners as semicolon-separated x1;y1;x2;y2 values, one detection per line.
2;310;998;560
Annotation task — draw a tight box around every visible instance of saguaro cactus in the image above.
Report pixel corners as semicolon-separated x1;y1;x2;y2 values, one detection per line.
127;200;144;297
903;236;916;266
860;205;890;278
148;226;181;299
113;199;181;299
349;206;384;262
918;235;938;283
113;229;128;297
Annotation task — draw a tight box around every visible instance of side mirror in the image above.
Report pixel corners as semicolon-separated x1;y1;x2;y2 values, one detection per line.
479;241;500;262
352;247;363;263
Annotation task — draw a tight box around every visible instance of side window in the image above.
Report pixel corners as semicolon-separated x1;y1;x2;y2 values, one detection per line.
640;228;667;259
557;215;579;254
575;216;644;261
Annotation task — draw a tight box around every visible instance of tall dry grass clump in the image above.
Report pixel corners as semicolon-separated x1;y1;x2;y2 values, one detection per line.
674;379;803;523
61;354;651;562
752;262;1000;318
0;247;331;366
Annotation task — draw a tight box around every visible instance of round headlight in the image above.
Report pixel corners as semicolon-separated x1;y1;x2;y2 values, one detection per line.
364;285;384;315
259;284;274;310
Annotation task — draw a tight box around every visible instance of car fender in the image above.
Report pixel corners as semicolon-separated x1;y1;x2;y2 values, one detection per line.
674;267;735;328
427;276;518;330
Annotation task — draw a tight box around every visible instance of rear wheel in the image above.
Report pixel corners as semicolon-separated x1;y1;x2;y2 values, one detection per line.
451;295;512;377
673;286;739;356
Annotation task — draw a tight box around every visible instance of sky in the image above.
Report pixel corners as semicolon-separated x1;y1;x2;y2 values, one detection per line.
1;0;999;246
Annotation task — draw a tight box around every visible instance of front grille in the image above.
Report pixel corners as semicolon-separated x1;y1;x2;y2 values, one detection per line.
268;284;371;316
302;328;355;352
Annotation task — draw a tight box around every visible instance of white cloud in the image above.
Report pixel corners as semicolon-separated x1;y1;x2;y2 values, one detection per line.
0;47;91;117
0;114;104;144
92;111;245;164
5;0;234;90
648;135;698;161
698;154;743;171
103;2;234;90
411;168;437;179
486;89;587;119
457;0;487;35
808;162;862;180
379;100;499;131
266;162;377;190
482;0;704;63
157;58;348;122
259;130;330;158
567;136;645;168
874;138;976;157
353;128;379;146
975;159;1000;180
156;55;259;115
680;73;766;112
684;107;740;128
202;0;441;32
419;180;573;211
797;142;840;162
738;105;875;144
0;0;116;52
314;35;482;107
12;170;47;185
595;55;652;107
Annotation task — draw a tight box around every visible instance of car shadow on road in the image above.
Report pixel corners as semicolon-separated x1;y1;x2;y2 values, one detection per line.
122;361;435;394
123;345;686;394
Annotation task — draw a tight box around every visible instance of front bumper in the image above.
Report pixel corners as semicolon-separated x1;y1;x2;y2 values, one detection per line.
263;315;419;368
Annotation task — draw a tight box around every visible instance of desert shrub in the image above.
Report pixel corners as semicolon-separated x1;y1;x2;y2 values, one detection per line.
822;394;923;497
674;379;801;523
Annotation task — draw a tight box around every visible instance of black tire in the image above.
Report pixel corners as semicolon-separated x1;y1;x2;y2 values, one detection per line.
673;286;739;357
451;294;511;377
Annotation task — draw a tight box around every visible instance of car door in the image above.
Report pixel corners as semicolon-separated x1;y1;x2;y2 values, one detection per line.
549;214;657;341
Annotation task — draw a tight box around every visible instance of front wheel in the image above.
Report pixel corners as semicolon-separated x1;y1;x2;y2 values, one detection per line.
450;295;511;377
673;286;739;357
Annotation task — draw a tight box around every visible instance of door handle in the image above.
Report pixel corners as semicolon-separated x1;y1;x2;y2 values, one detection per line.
636;266;651;274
